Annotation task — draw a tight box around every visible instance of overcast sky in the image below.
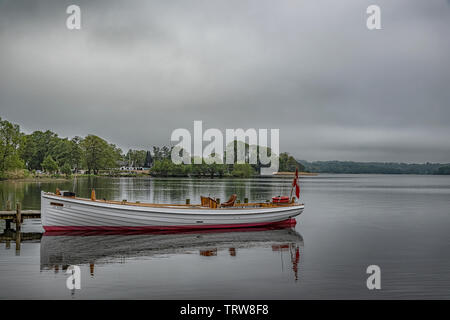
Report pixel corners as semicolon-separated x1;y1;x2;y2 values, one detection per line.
0;0;449;162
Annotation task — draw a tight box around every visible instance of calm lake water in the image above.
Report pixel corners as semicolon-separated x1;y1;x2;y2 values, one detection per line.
1;174;450;299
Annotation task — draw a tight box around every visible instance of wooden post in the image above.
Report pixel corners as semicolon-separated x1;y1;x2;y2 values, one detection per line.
15;230;21;255
15;202;22;231
4;200;12;230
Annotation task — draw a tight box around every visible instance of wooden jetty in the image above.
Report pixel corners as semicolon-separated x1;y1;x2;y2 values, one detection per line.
0;200;41;254
0;200;41;231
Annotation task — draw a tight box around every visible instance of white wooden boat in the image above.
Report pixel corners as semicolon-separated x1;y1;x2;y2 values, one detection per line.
41;191;304;231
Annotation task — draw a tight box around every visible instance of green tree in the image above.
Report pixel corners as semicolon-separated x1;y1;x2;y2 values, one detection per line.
189;156;207;177
231;163;254;178
70;136;83;172
49;138;73;168
81;135;120;174
0;117;24;175
150;159;172;176
109;144;123;167
203;154;226;178
150;159;192;177
41;155;59;174
224;140;276;175
152;146;173;161
21;130;58;170
144;150;153;167
61;163;72;178
152;146;162;161
19;134;36;170
278;152;305;172
126;149;147;167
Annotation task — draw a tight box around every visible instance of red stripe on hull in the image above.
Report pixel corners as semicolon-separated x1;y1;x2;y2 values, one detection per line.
43;218;297;232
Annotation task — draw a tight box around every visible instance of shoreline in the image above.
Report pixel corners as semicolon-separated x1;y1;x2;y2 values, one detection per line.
3;172;450;183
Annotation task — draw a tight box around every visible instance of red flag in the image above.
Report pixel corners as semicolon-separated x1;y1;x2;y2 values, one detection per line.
292;168;300;198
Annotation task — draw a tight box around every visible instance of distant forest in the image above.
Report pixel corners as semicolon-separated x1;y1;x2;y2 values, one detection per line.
299;160;450;175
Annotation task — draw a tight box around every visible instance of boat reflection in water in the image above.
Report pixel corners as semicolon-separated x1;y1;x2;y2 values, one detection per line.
40;224;304;281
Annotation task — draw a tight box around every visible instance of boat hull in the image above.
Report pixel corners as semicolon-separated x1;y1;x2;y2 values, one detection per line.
41;193;304;231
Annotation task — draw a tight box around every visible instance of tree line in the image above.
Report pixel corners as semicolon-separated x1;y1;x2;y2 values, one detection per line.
0;117;126;178
145;140;305;178
0;117;304;179
299;160;450;175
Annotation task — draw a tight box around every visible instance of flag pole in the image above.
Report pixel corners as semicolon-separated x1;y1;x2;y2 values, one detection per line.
289;168;298;201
